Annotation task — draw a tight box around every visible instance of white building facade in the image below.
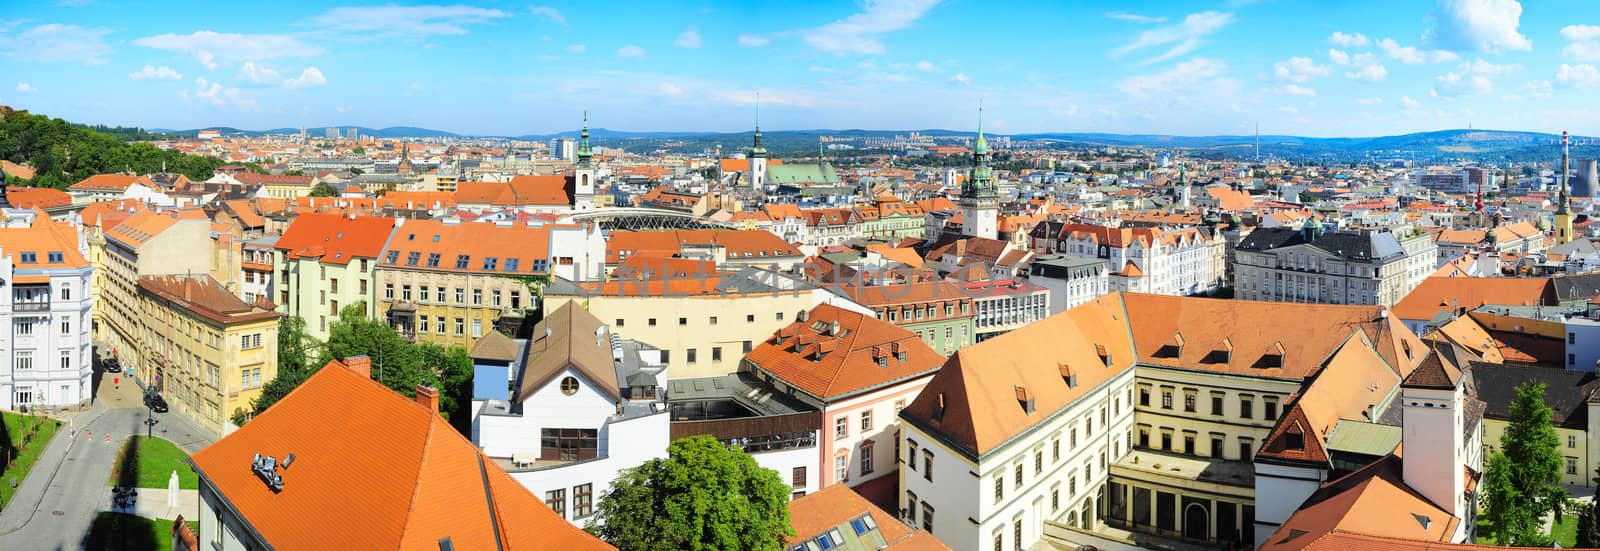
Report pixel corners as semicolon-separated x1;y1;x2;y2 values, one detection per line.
0;212;94;410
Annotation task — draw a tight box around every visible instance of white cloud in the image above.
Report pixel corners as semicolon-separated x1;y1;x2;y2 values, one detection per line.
1278;84;1316;96
950;73;971;85
129;64;182;80
305;5;511;38
1557;63;1600;89
283;67;327;89
1113;11;1232;64
1401;95;1421;109
674;27;701;48
336;106;352;113
1434;58;1520;96
1328;49;1350;65
1105;12;1166;24
237;62;281;84
528;6;567;25
802;0;942;56
1328;31;1369;47
1561;25;1600;61
738;34;770;47
616;45;646;58
1376;38;1458;64
0;23;114;65
1346;62;1387;82
1273;56;1330;83
658;82;684;96
566;44;586;53
193;77;225;105
1422;0;1532;53
916;60;937;72
1277;106;1300;115
1523;79;1552;97
15;83;37;93
1356;97;1384;104
1116;57;1225;95
134;31;322;63
189;77;260;111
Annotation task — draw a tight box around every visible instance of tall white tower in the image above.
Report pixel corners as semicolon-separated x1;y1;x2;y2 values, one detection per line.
749;94;768;190
572;111;596;210
959;104;999;240
1400;352;1466;522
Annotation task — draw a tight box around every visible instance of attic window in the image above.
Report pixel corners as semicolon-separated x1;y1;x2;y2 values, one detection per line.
1207;338;1234;365
1059;363;1078;389
932;393;946;421
1260;342;1286;369
17;252;34;264
1096;344;1112;368
46;252;63;263
1015;386;1036;414
1412;513;1431;530
1284;432;1304;450
385;250;399;264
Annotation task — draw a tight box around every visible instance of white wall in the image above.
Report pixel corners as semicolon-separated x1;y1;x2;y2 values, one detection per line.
753;442;821;497
506;411;669;527
1252;462;1327;547
478;366;617;458
1567;316;1600;372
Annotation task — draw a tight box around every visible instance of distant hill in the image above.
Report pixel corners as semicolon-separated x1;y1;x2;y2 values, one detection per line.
150;126;461;139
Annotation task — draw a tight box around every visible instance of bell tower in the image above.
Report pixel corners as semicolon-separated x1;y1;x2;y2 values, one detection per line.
573;110;596;210
749;93;768;190
959;103;998;240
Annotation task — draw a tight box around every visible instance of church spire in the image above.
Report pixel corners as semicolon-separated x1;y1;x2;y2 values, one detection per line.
962;102;994;199
750;93;767;158
577;109;593;168
1558;130;1571;215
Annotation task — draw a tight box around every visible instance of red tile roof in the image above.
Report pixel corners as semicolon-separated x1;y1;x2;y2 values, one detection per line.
274;213;396;265
746;303;945;400
190;358;612;550
380;219;552;275
455;175;572;207
787;484;951;550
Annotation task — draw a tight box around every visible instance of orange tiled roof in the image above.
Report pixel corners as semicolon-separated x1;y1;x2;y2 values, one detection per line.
380;219;553;275
6;187;71;209
1392;277;1557;322
0;217;88;269
454;175;572;207
274;213;396;265
106;210;179;249
189;358;612;550
606;229;800;264
787;484;951;550
746;303;944;400
69;173;154;192
1259;454;1460;551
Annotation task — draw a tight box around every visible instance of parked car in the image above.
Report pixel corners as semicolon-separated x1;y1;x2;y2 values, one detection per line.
145;394;169;413
103;357;121;373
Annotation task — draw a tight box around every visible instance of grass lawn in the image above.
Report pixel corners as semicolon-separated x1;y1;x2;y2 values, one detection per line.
107;436;197;490
1475;514;1579;548
0;411;61;511
85;511;198;551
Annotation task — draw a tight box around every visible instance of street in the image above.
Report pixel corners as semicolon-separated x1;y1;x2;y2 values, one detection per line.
0;375;216;551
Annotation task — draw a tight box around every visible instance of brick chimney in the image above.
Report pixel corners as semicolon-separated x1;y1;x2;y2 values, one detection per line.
416;384;439;412
343;355;371;378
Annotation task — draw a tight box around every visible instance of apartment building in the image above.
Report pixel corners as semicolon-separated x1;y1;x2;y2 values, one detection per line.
1233;223;1437;306
272;213;396;340
375;219;603;348
835;281;976;355
964;278;1050;341
190;355;611;550
896;293;1432;551
1025;255;1109;315
1039;223;1225;297
854;194;926;241
97;211;237;389
0;213;93;410
470;302;669;527
606;229;804;272
136;274;279;434
542;267;872;379
742;304;945;490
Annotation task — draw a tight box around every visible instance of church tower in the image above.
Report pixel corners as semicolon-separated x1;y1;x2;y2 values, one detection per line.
1400;350;1468;524
749;94;768;190
1176;163;1192;210
1555;130;1575;245
959;104;999;240
573;111;596;210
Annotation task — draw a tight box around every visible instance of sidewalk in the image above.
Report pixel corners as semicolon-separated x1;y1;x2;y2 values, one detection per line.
0;399;106;533
101;487;200;521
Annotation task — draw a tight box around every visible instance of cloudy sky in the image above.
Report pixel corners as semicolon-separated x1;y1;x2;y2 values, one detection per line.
2;0;1598;137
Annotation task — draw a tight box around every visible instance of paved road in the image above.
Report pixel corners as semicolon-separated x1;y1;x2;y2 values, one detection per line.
0;378;217;551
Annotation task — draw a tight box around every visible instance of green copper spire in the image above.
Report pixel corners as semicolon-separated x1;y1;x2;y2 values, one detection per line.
577;110;593;168
750;93;767;158
962;102;995;200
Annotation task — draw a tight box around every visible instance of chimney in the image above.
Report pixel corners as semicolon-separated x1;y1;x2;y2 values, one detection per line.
416;384;440;412
344;355;371;379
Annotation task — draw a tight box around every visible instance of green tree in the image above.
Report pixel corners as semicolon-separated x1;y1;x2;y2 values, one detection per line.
1577;465;1600;548
238;316;321;424
589;436;793;551
308;182;339;197
1482;381;1566;546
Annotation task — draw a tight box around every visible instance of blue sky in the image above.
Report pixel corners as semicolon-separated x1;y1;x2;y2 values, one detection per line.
3;0;1600;137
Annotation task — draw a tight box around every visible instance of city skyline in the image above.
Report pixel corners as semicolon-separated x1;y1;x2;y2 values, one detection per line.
4;0;1600;137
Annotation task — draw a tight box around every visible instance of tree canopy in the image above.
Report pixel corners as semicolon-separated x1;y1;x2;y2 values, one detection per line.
0;107;225;188
1482;381;1565;546
588;435;793;551
308;182;339;197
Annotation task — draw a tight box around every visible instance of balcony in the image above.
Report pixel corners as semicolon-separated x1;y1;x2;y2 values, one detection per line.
13;301;49;313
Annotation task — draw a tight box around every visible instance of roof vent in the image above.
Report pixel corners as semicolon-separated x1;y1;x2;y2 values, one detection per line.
1411;513;1431;530
251;453;285;493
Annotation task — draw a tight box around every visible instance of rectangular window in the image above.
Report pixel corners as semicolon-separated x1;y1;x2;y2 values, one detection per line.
404;252;420;266
15;353;30;370
472;289;482;305
1211;436;1225;458
1212;394;1224;415
1161;390;1173;409
923;450;933;481
861;410;873;431
573;484;593;518
836;417;848;438
1239;439;1254;460
908;440;918;470
860;442;874;475
709;316;718;325
454;318;464;335
60;351;70;370
686;348;697;364
792;466;806;487
679;317;688;326
1571;435;1578;449
384;283;394;300
60;319;69;335
1139;387;1150;407
1014;462;1023;489
471;319;482;338
1240;397;1254;419
546;489;566;519
455;288;465;304
921;503;934;533
835;454;848;482
401;285;412;301
482;257;498;271
426;253;441;268
1265;397;1279;420
455;254;470;269
711;347;722;362
435;287;445;302
905;491;918;521
994;475;1004;503
505;258;520;272
1184;393;1196;413
1570;457;1579;475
